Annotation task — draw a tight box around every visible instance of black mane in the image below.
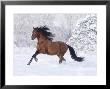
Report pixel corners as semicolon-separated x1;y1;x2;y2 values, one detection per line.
34;26;54;41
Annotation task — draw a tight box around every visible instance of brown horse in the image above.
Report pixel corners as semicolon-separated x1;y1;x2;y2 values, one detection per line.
27;26;84;65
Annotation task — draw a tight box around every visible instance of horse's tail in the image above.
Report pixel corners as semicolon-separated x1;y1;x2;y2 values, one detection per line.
67;45;84;62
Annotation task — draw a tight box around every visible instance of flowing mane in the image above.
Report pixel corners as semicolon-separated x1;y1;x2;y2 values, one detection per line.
34;26;54;41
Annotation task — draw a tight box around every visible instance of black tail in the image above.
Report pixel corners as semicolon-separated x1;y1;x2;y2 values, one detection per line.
67;45;84;62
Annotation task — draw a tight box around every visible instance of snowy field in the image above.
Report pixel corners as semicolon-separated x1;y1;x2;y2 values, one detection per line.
13;47;97;76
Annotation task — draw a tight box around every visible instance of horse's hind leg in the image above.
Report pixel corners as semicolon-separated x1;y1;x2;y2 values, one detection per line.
59;59;62;64
62;57;66;62
57;42;68;64
57;55;65;64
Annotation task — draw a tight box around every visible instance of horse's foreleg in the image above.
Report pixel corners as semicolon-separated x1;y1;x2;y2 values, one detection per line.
27;51;39;65
27;57;33;65
32;50;39;62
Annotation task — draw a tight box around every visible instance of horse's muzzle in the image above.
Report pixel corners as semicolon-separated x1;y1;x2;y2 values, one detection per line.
31;36;34;40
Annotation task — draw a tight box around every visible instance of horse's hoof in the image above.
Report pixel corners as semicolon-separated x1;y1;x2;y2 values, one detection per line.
27;63;30;65
34;58;38;62
63;59;66;61
59;62;62;64
59;61;62;64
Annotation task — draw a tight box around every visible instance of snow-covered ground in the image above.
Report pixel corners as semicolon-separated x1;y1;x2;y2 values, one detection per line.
13;47;97;76
13;14;97;76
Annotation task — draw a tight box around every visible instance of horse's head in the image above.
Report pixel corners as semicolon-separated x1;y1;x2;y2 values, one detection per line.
32;26;54;41
31;27;40;40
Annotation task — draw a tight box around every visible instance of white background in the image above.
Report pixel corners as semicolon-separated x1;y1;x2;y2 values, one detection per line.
5;5;106;85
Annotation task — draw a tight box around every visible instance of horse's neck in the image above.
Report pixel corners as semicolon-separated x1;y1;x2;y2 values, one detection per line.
37;34;51;43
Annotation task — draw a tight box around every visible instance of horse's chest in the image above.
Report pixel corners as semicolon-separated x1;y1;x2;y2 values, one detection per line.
37;41;46;49
37;41;48;54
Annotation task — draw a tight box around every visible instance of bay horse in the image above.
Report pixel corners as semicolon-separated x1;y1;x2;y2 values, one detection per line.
27;26;84;65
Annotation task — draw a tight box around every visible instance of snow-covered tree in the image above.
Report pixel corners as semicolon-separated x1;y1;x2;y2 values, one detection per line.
67;15;97;53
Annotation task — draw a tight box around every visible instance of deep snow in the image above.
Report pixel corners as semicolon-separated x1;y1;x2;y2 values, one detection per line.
13;47;97;76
